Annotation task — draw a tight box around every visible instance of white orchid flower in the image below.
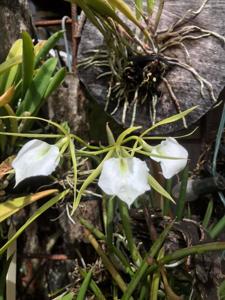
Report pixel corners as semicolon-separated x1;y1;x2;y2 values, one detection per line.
98;157;150;207
12;139;60;186
151;137;188;179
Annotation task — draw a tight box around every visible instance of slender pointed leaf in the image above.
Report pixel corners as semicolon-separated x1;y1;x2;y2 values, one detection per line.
72;150;114;214
34;31;64;67
147;0;155;14
0;190;69;256
22;31;34;97
0;189;58;223
109;0;142;28
121;222;174;300
44;67;66;98
148;174;174;203
141;106;198;136
77;270;92;300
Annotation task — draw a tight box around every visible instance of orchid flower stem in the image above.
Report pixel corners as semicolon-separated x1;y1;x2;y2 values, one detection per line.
102;193;108;234
80;216;134;275
160;267;181;299
77;269;92;300
153;0;164;34
106;196;116;251
135;0;143;19
79;269;106;300
69;139;77;202
209;215;225;239
157;242;225;266
70;133;99;150
77;146;115;156
163;179;173;216
79;217;105;240
59;139;70;155
72;149;114;214
121;222;174;300
4;104;18;147
84;228;127;293
139;282;148;300
202;199;213;229
150;247;164;300
118;200;142;266
147;0;155;15
111;247;135;277
56;136;69;149
122;135;142;146
175;166;189;221
0;132;64;139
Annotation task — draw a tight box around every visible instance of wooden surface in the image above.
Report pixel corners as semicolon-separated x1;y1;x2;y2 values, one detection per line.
78;0;225;134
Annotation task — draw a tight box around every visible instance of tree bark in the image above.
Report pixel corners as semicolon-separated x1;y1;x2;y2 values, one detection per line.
0;0;35;62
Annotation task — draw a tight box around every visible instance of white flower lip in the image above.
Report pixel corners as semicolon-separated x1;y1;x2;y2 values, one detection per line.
12;139;60;186
151;137;188;179
98;157;150;207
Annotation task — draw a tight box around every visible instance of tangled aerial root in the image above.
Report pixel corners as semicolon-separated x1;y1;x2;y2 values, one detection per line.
79;0;224;128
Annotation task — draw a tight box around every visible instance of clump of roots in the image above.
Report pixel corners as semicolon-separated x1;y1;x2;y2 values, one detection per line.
79;0;224;128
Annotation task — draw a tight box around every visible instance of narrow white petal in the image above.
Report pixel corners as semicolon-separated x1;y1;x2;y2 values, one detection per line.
12;139;60;186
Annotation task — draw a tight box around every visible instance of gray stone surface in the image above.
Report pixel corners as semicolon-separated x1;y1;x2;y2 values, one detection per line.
78;0;225;134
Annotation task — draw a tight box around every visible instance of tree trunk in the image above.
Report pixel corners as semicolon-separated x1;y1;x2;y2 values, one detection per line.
0;0;35;62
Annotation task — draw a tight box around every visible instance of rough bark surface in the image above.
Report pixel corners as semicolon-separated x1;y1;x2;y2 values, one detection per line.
47;75;89;137
78;0;225;134
0;0;35;62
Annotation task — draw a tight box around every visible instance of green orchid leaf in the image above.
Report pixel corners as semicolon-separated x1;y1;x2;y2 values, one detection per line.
0;190;69;256
135;0;143;19
73;0;135;37
34;30;64;68
0;189;58;223
147;0;155;14
106;123;116;145
0;56;22;78
60;292;75;300
44;67;66;99
109;0;142;29
0;39;22;94
148;174;174;203
77;270;92;300
22;31;34;98
16;57;57;116
142;106;198;136
73;0;107;37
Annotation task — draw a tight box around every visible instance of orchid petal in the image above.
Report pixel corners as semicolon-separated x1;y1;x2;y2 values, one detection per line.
98;157;150;207
12;139;60;186
151;137;188;179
